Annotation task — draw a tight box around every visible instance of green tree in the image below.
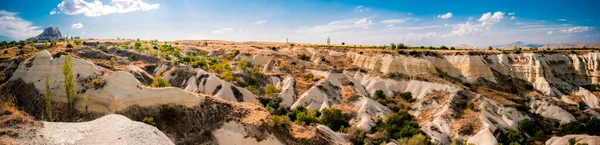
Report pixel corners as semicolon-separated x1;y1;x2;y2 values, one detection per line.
66;43;73;49
134;41;142;49
380;111;422;139
488;46;493;50
45;74;53;121
327;37;331;46
73;39;83;45
374;90;386;100
151;76;171;88
51;39;57;47
440;45;449;50
204;41;208;47
265;84;279;96
63;55;77;109
319;108;349;131
390;43;397;50
397;43;406;49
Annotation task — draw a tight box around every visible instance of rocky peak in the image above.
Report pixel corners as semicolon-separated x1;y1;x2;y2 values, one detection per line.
30;27;62;42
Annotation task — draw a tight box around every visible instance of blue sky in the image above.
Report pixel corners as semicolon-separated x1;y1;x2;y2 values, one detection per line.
0;0;599;47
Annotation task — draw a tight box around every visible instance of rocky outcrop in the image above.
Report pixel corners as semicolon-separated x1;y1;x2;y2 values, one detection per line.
29;27;62;42
545;134;600;145
350;52;600;108
37;114;174;145
9;50;204;113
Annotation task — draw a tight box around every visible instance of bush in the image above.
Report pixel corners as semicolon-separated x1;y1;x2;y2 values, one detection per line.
246;86;260;95
66;43;73;48
129;54;138;60
347;127;367;145
98;46;108;53
379;111;422;139
557;121;585;136
295;110;319;125
518;119;539;135
374;90;386;100
160;104;176;124
238;61;247;70
396;134;429;145
142;116;156;126
297;54;310;61
272;115;291;129
400;92;412;101
265;84;279;96
319;108;349;131
586;117;600;135
151;76;171;88
220;70;237;82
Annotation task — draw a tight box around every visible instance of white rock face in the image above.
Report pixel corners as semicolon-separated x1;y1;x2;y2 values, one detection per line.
10;51;204;113
291;72;367;110
277;77;296;107
238;55;272;66
184;69;257;102
316;125;349;145
213;121;284;145
350;52;600;108
532;100;577;124
467;129;498;145
39;114;174;145
479;98;530;131
546;134;600;145
352;97;391;131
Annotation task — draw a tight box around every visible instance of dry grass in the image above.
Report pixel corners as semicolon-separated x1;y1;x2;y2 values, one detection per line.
290;124;317;139
451;110;482;136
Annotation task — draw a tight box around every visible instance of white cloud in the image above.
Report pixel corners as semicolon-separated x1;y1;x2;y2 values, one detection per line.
437;12;452;19
445;23;448;27
50;0;160;17
560;26;593;33
354;18;372;25
510;16;516;20
478;12;505;23
295;17;373;33
508;12;515;15
212;28;234;33
255;20;267;25
387;24;394;27
71;22;84;29
0;10;43;40
380;18;419;24
547;31;553;35
557;19;567;21
468;17;474;21
354;6;371;12
448;21;485;36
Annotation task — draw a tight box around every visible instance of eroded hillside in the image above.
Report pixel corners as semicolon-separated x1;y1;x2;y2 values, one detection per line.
1;40;600;145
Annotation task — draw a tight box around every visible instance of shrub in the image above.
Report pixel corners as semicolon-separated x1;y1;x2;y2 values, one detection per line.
379;111;422;139
238;61;247;70
586;117;600;135
400;92;412;101
45;75;52;121
274;105;288;116
265;84;279;96
557;121;585;136
518;119;539;135
272;115;291;129
466;101;475;111
160;104;176;124
220;70;237;82
66;43;73;48
129;54;138;60
295;110;319;125
73;39;83;45
142;116;156;126
397;134;429;145
568;138;576;145
151;76;171;88
320;108;349;131
347;127;367;145
97;46;108;53
246;86;260;95
297;54;310;61
374;90;386;100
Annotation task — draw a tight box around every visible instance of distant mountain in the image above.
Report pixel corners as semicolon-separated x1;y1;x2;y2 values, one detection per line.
453;44;479;49
28;27;62;42
493;41;544;49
